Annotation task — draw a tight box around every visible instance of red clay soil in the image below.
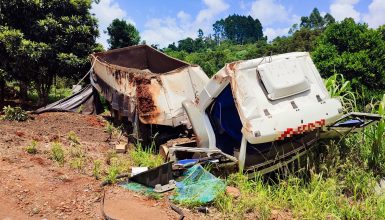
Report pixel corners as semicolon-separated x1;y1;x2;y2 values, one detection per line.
0;112;202;220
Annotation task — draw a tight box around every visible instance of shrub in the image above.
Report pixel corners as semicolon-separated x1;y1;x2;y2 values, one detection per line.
104;122;115;141
104;161;120;184
69;157;85;171
51;142;65;165
25;140;38;154
1;105;29;121
67;131;80;145
93;160;102;179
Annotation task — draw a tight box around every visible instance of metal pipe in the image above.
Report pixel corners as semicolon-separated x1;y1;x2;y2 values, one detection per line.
239;136;247;172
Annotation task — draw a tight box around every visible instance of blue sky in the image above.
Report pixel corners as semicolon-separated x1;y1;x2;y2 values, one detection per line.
91;0;385;49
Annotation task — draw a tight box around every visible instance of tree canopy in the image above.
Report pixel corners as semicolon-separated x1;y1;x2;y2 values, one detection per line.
312;18;385;91
106;19;140;49
213;14;264;44
0;0;100;104
300;8;335;30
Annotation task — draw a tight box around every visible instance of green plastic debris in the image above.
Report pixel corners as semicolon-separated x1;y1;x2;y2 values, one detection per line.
173;164;225;205
121;182;154;193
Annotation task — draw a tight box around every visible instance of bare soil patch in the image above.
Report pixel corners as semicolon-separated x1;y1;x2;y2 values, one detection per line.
0;112;202;219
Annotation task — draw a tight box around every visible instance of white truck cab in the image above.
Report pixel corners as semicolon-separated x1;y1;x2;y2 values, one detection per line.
171;52;380;174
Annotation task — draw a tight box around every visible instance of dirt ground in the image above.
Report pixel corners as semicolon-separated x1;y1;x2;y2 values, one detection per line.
0;112;203;220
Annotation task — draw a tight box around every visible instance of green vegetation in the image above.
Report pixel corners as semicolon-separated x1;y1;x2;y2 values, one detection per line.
67;131;80;145
67;131;87;172
50;142;65;165
27;81;73;104
25;140;38;154
107;18;140;49
104;121;115;141
104;154;130;184
69;157;85;171
0;0;102;105
93;159;102;180
129;142;163;168
1;105;29;121
104;162;120;184
324;74;356;112
312;18;385;97
214;172;385;219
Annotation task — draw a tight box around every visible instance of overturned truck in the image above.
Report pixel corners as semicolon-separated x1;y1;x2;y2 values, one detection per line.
91;46;380;174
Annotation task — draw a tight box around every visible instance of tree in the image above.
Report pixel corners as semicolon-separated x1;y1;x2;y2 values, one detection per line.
312;18;385;92
0;0;99;105
213;19;225;44
212;15;264;44
178;37;195;53
106;19;140;49
198;29;204;39
300;8;335;29
270;8;335;54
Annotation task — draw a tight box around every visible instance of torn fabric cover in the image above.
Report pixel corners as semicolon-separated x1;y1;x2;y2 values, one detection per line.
35;84;103;115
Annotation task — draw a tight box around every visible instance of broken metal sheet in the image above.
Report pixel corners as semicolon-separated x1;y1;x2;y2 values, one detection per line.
35;84;103;115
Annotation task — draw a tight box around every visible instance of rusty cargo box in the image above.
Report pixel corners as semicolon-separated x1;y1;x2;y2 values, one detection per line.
90;45;209;127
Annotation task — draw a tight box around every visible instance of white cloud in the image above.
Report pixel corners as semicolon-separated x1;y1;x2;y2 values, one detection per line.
91;0;135;49
363;0;385;28
248;0;298;41
196;0;229;23
177;11;191;24
142;0;229;47
142;17;192;47
264;27;290;41
249;0;293;26
330;0;360;21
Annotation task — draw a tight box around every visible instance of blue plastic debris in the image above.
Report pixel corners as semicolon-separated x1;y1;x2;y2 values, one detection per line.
174;159;199;167
334;119;364;127
173;164;225;204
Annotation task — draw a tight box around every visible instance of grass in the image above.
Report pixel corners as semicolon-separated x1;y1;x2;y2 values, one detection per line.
50;142;65;165
129;141;164;168
67;131;80;145
69;157;85;171
67;131;87;172
101;140;164;183
104;121;115;141
213;170;385;219
93;159;102;179
25;140;38;154
104;155;131;184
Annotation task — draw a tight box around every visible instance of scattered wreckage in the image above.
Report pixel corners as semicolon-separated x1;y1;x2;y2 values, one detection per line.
37;45;381;175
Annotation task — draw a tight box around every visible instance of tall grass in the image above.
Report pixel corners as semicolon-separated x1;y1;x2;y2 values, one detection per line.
129;141;163;168
324;74;357;112
215;172;385;219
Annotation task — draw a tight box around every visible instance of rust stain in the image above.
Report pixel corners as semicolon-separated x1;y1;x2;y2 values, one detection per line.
244;121;252;132
213;71;230;84
135;75;162;124
112;69;123;85
228;62;237;71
